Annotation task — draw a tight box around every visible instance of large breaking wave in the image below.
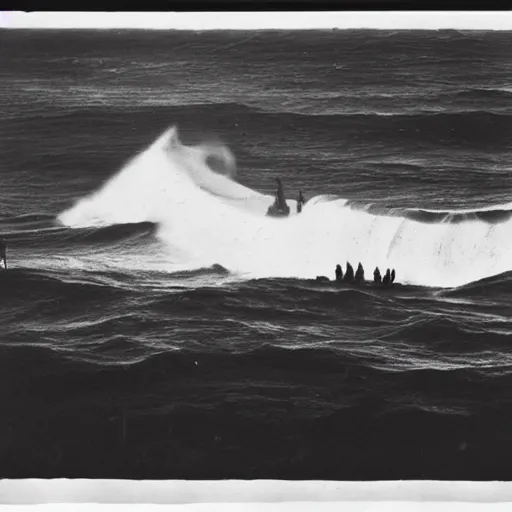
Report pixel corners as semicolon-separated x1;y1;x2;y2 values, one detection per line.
58;126;512;288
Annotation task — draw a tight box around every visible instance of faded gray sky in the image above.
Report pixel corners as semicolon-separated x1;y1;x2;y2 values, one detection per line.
1;11;511;30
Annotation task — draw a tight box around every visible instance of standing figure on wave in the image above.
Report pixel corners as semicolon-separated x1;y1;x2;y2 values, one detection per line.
335;264;343;282
391;269;396;284
0;239;6;270
373;267;382;284
382;269;391;286
297;190;306;213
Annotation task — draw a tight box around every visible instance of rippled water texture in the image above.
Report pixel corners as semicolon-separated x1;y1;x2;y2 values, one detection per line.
0;29;511;480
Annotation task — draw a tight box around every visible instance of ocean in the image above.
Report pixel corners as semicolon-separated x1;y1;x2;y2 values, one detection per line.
0;28;511;481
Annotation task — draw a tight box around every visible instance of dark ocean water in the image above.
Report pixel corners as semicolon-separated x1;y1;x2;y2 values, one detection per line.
1;28;512;480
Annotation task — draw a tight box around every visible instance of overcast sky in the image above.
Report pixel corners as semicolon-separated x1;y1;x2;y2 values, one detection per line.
1;11;511;31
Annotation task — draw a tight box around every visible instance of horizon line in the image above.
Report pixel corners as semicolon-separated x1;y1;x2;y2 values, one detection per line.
1;11;511;31
1;26;511;32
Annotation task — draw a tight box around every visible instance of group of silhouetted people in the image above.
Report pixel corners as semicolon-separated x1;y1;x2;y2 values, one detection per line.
335;262;395;286
373;266;395;285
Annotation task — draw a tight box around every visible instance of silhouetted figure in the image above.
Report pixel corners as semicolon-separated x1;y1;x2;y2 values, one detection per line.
344;262;354;282
0;239;6;270
273;178;287;212
355;263;365;283
297;190;306;213
382;268;391;286
373;267;381;284
335;264;343;282
266;178;290;217
390;269;396;284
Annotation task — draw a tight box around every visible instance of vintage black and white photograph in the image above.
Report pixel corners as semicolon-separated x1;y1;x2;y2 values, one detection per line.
0;9;512;495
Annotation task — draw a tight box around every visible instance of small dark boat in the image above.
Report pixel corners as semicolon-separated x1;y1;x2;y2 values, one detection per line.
267;204;290;217
266;177;290;218
313;277;400;290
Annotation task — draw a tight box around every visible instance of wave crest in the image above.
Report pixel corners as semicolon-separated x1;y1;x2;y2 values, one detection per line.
58;125;512;288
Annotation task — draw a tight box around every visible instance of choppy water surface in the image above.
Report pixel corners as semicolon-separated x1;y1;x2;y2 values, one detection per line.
0;28;511;480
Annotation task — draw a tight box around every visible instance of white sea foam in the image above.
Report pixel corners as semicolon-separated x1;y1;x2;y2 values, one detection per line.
58;126;512;288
